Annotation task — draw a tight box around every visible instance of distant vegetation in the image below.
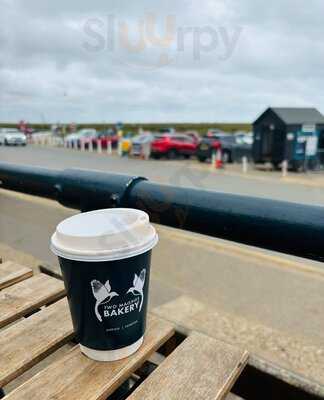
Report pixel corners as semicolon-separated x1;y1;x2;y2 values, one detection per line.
0;122;252;135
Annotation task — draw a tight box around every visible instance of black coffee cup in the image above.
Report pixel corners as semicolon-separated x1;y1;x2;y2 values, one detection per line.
51;208;158;361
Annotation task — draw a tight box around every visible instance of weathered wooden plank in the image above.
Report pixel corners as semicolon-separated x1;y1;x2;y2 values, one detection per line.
153;295;324;393
0;261;33;290
5;315;174;400
0;298;73;387
128;332;248;400
0;274;65;328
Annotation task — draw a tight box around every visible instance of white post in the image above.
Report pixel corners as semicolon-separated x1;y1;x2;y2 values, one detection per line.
97;139;102;154
242;156;248;173
117;140;122;157
88;140;93;152
107;140;112;155
282;160;288;178
80;139;85;152
73;139;78;150
211;152;217;169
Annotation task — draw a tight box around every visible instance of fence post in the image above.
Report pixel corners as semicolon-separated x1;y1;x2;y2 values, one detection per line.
282;160;288;178
118;140;123;157
242;156;248;174
97;139;102;154
107;140;112;155
88;140;93;152
211;151;216;169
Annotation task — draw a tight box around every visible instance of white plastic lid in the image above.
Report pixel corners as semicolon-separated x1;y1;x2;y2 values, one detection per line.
50;208;158;262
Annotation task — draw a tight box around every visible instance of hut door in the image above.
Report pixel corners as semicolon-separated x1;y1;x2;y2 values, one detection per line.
272;128;286;162
261;125;273;159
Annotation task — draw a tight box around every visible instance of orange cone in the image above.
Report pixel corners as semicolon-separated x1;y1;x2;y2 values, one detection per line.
215;149;223;169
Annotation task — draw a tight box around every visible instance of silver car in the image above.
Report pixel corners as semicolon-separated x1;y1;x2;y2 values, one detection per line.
131;134;154;157
0;129;27;146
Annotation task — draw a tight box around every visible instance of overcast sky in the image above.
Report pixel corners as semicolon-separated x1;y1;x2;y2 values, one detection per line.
2;0;324;123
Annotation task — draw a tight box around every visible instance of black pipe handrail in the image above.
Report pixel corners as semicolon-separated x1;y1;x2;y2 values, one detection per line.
0;162;323;262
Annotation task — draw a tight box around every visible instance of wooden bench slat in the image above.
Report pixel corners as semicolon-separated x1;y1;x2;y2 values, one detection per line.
128;332;248;400
0;274;65;328
153;295;324;389
4;315;174;400
0;262;33;290
0;298;73;387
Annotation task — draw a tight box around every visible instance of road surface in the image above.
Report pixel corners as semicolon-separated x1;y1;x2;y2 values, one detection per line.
1;145;324;205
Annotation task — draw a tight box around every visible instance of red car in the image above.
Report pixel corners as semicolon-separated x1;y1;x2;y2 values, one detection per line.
151;134;198;159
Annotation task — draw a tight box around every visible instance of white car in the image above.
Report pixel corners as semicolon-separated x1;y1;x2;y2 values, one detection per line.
0;129;27;146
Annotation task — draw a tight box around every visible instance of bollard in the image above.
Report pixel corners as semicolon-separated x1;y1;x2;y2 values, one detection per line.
80;139;85;152
107;140;112;155
242;156;248;174
211;152;216;168
282;160;288;178
97;139;102;154
88;140;93;152
73;140;78;150
117;140;122;157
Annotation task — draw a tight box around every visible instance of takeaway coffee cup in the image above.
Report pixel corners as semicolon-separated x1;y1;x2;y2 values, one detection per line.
50;208;158;361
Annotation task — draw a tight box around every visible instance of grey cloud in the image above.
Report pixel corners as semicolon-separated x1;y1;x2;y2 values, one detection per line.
2;0;324;123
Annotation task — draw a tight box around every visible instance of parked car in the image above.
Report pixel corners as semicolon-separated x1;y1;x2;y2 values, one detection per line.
0;128;27;146
197;133;252;163
151;134;198;159
196;135;222;162
131;133;154;156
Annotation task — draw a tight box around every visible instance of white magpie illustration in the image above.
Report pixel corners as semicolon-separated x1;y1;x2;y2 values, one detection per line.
91;279;118;322
127;269;146;312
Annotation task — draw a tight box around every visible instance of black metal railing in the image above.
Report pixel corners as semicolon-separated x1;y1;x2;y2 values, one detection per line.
0;162;323;262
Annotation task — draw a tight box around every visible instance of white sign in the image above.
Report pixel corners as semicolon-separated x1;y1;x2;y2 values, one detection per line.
302;124;316;133
306;136;318;156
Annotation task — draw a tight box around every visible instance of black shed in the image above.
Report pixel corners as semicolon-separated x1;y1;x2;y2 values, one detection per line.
252;107;324;170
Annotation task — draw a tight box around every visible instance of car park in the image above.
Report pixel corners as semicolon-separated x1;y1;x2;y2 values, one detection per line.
151;134;198;159
0;128;27;146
